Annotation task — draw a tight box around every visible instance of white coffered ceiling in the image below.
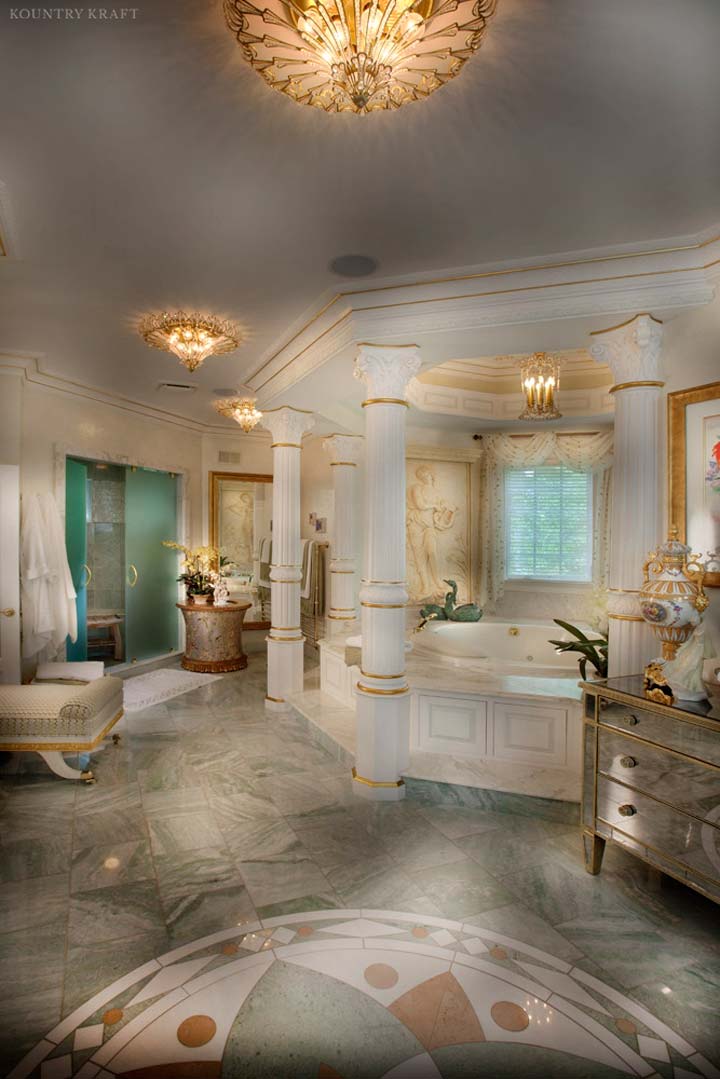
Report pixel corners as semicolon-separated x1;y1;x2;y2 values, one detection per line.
0;0;718;430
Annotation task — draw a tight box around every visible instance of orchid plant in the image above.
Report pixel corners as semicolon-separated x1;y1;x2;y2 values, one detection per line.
162;541;232;597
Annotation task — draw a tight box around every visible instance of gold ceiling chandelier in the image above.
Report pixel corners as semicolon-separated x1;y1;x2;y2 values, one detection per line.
214;396;264;433
519;353;562;421
139;312;241;373
223;0;497;114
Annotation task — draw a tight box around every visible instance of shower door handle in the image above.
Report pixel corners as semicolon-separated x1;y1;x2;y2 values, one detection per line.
127;564;138;588
81;564;92;588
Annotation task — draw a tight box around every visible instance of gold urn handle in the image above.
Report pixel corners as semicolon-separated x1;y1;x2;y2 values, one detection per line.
1;607;15;618
127;564;139;588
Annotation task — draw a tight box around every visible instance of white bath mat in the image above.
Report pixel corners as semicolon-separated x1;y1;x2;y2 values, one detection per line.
123;668;221;712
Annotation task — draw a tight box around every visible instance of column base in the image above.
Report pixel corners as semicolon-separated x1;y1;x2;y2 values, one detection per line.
264;695;292;715
266;637;304;712
351;767;406;802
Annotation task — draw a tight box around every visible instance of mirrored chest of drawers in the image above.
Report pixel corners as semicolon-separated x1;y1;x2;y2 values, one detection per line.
581;675;720;905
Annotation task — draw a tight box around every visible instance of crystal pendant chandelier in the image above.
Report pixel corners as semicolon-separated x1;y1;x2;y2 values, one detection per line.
519;353;562;421
214;396;264;433
139;312;241;373
223;0;497;114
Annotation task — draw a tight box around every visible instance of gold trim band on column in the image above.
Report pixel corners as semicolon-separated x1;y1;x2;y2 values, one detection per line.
330;570;355;575
330;606;357;611
361;602;406;609
271;442;302;448
608;380;665;394
351;767;404;789
329;461;357;466
356;682;409;696
361;398;409;408
327;614;356;620
268;634;305;642
361;669;405;679
607;587;640;593
608;613;645;622
271;578;303;584
271;626;301;631
265;694;285;703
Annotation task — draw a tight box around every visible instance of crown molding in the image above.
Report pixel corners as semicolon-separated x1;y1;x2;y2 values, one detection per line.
0;352;271;440
407;378;614;422
0;180;19;258
245;224;719;405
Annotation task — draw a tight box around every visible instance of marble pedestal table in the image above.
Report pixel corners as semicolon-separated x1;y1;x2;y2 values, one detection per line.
177;601;251;673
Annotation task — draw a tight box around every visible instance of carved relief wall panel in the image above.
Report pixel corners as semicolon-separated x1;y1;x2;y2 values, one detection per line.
405;457;472;604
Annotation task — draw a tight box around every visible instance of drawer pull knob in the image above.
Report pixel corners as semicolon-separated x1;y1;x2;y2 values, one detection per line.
620;756;637;769
618;804;637;817
625;714;639;726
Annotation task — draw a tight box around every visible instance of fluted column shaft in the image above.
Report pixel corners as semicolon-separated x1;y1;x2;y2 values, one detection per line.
590;314;664;676
323;434;363;629
262;407;315;712
352;344;422;801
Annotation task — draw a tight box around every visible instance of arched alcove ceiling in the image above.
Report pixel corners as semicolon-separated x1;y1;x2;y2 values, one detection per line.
0;0;718;431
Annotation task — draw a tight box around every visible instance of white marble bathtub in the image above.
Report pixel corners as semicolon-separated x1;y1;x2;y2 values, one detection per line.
412;617;589;671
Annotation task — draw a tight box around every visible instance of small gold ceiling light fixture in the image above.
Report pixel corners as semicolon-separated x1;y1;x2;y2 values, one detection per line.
223;0;497;115
214;395;264;433
519;353;562;420
139;312;242;373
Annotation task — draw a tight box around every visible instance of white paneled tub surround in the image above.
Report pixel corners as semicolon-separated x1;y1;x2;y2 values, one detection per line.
318;635;584;799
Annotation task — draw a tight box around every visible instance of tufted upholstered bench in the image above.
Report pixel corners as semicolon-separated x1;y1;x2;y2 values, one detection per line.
0;676;124;783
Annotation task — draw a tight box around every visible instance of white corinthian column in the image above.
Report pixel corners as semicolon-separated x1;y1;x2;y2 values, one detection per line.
322;434;364;632
352;343;422;801
589;314;664;676
262;406;315;712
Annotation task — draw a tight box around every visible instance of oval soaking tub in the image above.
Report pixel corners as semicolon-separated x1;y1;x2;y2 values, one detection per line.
412;618;592;671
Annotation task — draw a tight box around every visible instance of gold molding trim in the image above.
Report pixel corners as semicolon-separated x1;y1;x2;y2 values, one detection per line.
361;669;405;679
271;578;303;584
351;766;404;789
271;442;302;449
261;406;315;414
609;380;665;394
607;587;640;594
330;570;355;575
265;694;285;703
0;707;124;753
356;682;409;695
362;398;409;408
589;313;664;336
268;634;304;642
271;626;301;632
329;461;358;466
668;379;720;589
361;602;406;609
327;614;356;620
607;613;645;622
208;470;272;552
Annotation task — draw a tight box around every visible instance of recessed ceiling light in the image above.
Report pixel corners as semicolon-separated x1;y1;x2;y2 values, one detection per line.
329;254;378;278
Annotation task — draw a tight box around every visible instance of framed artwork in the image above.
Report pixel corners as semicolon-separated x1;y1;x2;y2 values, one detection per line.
668;381;720;587
405;457;472;604
208;471;273;574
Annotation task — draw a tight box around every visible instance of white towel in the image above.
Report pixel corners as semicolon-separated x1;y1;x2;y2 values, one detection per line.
20;494;54;658
300;538;315;599
39;493;77;648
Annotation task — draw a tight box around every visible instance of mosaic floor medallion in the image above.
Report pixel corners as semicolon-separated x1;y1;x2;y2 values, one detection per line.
11;910;718;1079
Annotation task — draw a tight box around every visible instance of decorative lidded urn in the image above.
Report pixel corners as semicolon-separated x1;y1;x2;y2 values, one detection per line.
639;526;709;659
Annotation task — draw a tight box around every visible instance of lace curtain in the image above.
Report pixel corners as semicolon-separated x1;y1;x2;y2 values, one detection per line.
477;431;614;611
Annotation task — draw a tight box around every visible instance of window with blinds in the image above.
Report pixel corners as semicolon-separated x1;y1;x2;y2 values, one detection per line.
504;465;593;581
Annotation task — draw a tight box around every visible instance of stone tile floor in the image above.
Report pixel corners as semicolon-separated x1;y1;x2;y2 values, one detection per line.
0;660;718;1077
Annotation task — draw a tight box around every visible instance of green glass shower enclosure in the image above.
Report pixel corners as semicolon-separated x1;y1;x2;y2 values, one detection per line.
65;459;179;663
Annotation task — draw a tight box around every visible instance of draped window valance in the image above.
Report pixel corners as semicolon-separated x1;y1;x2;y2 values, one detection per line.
477;431;614;610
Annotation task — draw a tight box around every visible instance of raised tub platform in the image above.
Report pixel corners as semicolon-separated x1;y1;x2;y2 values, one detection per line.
289;633;584;807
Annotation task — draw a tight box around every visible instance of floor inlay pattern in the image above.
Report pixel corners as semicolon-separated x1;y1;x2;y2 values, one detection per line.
1;661;718;1077
8;909;718;1079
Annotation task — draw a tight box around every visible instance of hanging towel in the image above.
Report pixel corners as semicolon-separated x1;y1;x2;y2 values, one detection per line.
39;492;77;648
20;494;54;658
300;538;315;599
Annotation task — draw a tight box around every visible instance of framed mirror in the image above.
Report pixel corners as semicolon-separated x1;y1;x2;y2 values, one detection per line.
209;471;273;627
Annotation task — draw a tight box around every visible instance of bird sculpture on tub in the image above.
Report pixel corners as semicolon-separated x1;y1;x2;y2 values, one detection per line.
416;580;483;632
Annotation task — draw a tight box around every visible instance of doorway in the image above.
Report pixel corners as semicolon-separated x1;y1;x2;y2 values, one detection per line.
65;458;180;665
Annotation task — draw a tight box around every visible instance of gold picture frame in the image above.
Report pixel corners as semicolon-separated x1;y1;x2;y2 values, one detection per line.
209;471;274;629
668;381;720;587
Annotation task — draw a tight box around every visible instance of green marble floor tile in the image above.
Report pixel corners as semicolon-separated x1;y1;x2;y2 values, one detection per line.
163;884;258;945
153;845;244;902
67;878;166;947
238;850;335;909
72;783;146;850
0;872;69;933
63;927;170;1014
627;961;720;1062
466;900;585;964
255;892;344;920
407;856;513;919
499;859;636;926
0;835;72;883
70;838;154;894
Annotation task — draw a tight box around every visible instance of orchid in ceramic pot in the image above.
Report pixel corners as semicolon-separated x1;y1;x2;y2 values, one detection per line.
162;541;220;603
